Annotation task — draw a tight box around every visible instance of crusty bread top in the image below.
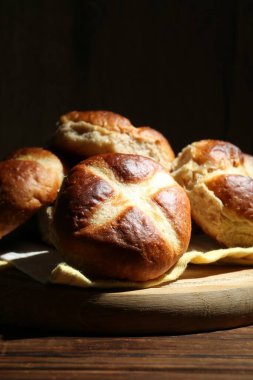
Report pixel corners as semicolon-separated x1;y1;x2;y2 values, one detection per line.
206;174;253;221
52;110;175;169
60;110;133;133
172;139;248;189
173;139;244;171
53;153;191;281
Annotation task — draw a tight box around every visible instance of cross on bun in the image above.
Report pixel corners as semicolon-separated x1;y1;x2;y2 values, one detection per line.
50;110;175;170
52;153;191;281
0;147;64;239
172;140;253;247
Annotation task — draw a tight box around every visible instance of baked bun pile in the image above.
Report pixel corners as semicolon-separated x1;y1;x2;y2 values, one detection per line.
172;140;253;247
0;147;64;239
52;153;191;281
4;107;251;282
50;110;175;169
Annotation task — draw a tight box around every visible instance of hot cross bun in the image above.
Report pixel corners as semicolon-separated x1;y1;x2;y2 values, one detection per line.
0;147;64;239
172;140;253;247
52;153;191;281
50;110;175;170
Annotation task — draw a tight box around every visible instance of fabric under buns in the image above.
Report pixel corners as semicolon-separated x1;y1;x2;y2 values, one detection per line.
172;139;253;247
50;110;175;169
0;147;64;239
52;153;191;282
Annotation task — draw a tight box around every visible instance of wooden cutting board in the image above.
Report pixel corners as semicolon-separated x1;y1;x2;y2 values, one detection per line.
0;264;253;335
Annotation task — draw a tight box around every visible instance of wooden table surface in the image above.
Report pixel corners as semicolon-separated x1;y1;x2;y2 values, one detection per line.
0;325;253;380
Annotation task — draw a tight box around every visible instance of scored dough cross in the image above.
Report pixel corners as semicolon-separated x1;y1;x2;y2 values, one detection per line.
84;162;179;250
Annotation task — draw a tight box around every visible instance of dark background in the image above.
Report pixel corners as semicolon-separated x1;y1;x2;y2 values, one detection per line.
1;0;253;159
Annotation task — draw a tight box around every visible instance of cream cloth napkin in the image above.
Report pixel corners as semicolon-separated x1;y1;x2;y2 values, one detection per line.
1;234;253;289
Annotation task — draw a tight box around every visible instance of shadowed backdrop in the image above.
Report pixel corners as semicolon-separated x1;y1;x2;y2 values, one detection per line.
0;0;253;159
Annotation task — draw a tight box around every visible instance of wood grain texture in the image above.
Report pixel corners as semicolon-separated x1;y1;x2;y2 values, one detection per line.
1;265;253;335
0;326;253;379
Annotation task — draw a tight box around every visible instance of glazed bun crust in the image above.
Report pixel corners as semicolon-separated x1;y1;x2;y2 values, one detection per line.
51;110;175;169
172;139;244;179
187;139;244;168
53;153;191;281
206;174;253;220
0;147;64;239
60;110;133;132
172;140;253;247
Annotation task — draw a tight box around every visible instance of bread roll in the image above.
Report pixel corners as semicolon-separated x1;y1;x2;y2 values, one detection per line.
50;110;175;169
172;140;253;247
0;147;64;239
52;153;191;281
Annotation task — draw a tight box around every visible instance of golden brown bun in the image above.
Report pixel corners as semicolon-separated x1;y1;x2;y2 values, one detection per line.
52;153;191;281
0;147;64;239
50;110;175;170
172;140;253;247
